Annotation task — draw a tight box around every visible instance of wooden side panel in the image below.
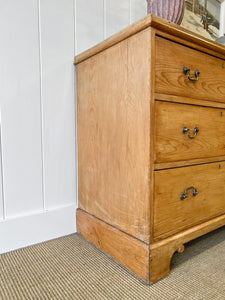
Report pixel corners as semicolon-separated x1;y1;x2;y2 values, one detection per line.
76;29;151;243
154;161;225;239
155;101;225;163
155;36;225;102
77;209;150;283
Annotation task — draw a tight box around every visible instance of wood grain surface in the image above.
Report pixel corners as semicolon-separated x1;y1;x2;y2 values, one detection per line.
155;101;225;163
155;36;225;102
76;29;151;243
154;161;225;239
77;209;150;283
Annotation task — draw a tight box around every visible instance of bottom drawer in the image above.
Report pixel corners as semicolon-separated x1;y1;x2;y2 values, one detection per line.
154;161;225;239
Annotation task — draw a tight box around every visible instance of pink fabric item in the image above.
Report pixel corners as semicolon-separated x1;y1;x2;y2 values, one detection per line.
147;0;185;25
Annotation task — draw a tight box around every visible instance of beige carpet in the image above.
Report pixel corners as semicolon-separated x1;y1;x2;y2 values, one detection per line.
1;227;225;300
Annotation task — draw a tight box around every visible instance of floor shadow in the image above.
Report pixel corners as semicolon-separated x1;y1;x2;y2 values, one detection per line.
171;225;225;268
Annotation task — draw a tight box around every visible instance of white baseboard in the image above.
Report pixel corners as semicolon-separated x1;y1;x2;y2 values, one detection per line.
0;204;76;254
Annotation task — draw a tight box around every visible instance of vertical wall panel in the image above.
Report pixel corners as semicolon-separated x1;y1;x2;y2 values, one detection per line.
131;0;147;23
0;0;43;217
0;127;3;220
76;0;104;54
40;0;76;209
105;0;130;37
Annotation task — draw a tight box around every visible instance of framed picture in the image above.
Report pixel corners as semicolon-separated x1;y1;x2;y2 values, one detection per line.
181;0;225;42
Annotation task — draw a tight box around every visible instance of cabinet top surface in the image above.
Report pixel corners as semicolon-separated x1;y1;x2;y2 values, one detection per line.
74;13;225;65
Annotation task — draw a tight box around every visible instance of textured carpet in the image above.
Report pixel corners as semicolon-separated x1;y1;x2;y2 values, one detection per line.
1;227;225;300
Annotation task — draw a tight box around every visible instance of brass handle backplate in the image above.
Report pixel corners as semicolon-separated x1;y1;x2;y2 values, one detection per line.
183;126;199;139
183;66;200;81
180;186;198;200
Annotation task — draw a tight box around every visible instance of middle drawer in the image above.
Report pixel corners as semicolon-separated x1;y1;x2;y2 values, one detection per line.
155;101;225;163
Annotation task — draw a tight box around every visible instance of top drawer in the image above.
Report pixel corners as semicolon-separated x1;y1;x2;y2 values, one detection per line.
155;36;225;103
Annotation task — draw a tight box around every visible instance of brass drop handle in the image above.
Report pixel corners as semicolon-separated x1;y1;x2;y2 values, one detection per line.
183;126;199;139
180;186;198;200
183;66;200;81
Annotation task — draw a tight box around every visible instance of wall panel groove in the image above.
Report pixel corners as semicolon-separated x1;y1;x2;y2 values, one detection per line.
74;0;77;55
37;0;46;212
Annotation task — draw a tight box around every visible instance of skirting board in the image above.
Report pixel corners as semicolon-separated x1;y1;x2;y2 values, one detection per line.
0;204;76;254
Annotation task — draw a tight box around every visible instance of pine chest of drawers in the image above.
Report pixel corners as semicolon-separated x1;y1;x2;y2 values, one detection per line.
74;14;225;284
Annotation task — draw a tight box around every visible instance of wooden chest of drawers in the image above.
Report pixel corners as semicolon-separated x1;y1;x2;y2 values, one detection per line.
74;14;225;284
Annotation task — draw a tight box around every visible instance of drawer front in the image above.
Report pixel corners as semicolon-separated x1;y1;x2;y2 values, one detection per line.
155;101;225;163
155;36;225;102
154;162;225;239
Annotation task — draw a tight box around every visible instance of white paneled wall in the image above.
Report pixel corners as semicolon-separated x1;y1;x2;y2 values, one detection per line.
0;131;3;220
75;0;104;55
105;0;130;37
0;0;43;218
130;0;148;23
0;0;77;254
75;0;147;54
39;0;76;210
